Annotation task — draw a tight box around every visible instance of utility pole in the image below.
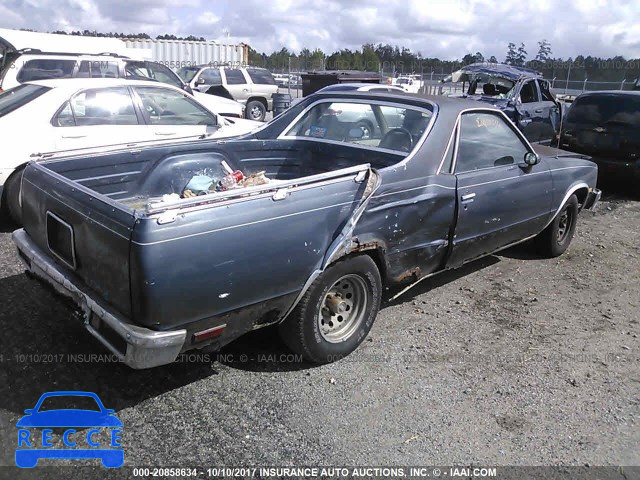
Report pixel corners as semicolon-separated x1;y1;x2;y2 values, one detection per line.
288;56;291;96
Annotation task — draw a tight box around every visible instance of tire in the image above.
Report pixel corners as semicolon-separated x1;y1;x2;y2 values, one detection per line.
245;100;266;121
535;194;579;257
354;120;374;139
278;255;382;364
1;167;24;226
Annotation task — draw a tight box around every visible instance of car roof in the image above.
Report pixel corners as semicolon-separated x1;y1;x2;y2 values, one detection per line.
320;83;404;91
450;62;542;82
26;78;181;90
313;90;494;112
573;90;640;97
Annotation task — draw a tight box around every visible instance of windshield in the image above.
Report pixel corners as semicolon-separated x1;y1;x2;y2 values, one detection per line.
469;75;515;99
177;67;200;83
283;100;434;157
0;84;50;118
566;94;640;128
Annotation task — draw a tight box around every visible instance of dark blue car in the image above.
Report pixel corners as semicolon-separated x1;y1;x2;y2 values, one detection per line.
15;391;123;468
443;62;561;144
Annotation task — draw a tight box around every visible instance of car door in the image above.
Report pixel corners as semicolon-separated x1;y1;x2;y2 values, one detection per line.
447;110;553;267
132;85;216;139
52;86;149;151
222;68;251;103
536;79;560;143
514;79;545;143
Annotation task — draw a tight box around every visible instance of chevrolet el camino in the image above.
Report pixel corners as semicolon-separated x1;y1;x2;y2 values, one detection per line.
13;91;601;368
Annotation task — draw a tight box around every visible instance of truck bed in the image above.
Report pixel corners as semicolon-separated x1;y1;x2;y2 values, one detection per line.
19;138;386;339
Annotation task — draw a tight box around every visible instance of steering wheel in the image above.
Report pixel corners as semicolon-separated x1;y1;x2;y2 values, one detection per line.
379;128;413;152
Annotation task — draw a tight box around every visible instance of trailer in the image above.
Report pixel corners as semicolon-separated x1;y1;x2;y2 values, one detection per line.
122;38;249;69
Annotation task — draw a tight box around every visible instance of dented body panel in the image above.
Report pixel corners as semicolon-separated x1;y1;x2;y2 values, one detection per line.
14;91;600;368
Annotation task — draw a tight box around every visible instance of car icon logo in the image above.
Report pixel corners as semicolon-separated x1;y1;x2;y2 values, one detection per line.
15;391;123;468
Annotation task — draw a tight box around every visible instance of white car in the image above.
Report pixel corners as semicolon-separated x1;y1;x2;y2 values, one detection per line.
0;78;261;224
316;83;406;94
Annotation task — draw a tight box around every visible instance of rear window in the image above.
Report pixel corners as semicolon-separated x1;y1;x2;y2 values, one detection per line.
567;94;640;128
16;59;76;82
246;69;276;85
0;84;50;118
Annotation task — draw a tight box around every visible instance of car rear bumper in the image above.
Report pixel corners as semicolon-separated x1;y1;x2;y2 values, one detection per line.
583;187;602;211
12;229;186;369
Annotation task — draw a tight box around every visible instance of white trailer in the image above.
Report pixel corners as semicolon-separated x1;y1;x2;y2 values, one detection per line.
122;38;249;69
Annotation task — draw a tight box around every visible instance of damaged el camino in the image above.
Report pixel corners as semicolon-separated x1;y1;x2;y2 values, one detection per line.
13;91;601;368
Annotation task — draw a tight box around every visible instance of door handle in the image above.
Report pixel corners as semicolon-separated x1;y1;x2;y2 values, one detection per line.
242;88;249;92
534;109;544;113
155;132;176;136
61;135;86;139
461;193;476;202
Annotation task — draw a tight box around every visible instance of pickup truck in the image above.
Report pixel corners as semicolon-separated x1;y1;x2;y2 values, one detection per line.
13;91;601;369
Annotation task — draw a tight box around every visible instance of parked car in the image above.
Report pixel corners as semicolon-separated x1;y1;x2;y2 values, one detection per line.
317;82;406;94
177;65;278;121
442;63;561;144
0;79;262;224
0;49;248;117
272;73;289;87
13;91;600;369
558;90;640;183
0;51;188;91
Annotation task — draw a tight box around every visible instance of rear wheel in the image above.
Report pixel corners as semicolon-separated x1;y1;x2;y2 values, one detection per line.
245;100;266;121
278;255;382;363
1;167;24;226
535;194;578;257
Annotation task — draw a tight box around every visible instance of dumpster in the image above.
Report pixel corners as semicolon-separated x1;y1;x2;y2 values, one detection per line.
301;70;382;96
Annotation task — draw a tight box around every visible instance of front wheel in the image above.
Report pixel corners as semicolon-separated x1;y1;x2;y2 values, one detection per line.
245;100;266;121
1;167;24;226
535;194;578;257
279;255;382;363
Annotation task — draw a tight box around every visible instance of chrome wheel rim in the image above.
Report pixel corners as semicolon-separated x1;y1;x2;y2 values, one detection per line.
557;207;571;243
249;105;263;120
318;275;369;343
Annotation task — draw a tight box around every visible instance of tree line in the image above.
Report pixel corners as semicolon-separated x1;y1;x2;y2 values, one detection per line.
250;40;640;84
19;30;640;83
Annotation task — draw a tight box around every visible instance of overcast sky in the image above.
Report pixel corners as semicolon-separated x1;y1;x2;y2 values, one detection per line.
2;0;639;60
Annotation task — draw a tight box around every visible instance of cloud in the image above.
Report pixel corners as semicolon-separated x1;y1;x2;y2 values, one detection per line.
1;0;639;60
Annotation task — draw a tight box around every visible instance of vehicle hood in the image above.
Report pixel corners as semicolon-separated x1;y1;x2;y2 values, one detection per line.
463;95;512;107
16;410;123;428
0;27;131;56
193;91;244;115
216;116;262;137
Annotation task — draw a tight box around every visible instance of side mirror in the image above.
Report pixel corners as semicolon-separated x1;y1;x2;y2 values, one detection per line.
523;152;540;166
196;76;206;85
24;409;34;414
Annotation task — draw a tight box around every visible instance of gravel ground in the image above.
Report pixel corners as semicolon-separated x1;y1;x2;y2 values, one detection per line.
0;185;638;476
